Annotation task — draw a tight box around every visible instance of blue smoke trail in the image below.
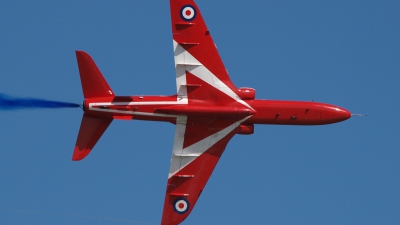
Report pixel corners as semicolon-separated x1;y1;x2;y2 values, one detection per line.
0;93;80;110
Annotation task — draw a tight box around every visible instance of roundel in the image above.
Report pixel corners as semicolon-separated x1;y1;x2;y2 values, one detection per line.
180;5;196;21
173;198;190;214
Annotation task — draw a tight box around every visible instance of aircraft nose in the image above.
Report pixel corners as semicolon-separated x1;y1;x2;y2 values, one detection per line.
337;107;352;121
321;105;351;123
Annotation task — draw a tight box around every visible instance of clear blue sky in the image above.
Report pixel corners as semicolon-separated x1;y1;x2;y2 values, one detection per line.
1;1;399;224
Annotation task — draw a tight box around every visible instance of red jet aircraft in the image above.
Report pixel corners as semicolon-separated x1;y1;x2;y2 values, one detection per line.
72;0;351;224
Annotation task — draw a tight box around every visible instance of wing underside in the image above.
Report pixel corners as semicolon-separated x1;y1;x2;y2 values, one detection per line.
162;115;250;225
162;1;253;224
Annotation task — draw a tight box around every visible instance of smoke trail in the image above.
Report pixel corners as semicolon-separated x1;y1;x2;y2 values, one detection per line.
0;93;80;110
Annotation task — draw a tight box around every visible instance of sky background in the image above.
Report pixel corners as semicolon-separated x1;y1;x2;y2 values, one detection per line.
0;0;399;224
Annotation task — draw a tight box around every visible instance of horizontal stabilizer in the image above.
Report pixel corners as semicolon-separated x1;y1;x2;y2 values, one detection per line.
72;113;113;161
76;51;115;99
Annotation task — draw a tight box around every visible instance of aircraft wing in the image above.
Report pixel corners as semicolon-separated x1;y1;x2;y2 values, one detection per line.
162;1;253;224
170;0;251;109
161;115;250;224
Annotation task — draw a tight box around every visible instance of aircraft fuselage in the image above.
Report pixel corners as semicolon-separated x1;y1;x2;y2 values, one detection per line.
83;95;351;126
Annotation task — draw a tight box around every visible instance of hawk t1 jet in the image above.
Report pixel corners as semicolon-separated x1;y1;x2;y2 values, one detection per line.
72;0;351;224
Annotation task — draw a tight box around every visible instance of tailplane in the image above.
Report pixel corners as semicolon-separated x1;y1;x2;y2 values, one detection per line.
72;114;113;161
76;51;115;99
73;51;115;160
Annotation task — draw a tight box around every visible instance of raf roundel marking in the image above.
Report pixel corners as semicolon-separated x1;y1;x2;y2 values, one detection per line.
180;5;196;21
173;198;190;214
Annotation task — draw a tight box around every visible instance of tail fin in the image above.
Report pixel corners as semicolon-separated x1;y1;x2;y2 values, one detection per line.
76;51;115;99
72;114;113;161
73;51;114;161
